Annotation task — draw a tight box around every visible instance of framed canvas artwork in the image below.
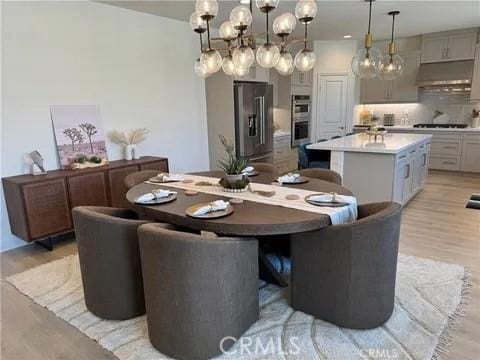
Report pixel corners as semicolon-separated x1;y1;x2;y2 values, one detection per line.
50;105;109;169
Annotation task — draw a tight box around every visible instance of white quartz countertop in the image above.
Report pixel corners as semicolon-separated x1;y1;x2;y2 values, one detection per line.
369;125;480;133
308;133;432;154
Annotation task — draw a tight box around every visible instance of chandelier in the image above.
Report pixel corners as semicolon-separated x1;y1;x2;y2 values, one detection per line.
190;0;318;78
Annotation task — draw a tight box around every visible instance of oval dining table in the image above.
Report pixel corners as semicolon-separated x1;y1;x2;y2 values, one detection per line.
126;170;354;287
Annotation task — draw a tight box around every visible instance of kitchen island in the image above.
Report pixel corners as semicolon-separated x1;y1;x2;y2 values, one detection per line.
308;133;432;205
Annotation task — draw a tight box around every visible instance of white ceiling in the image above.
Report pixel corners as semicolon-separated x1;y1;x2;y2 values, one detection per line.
100;1;480;41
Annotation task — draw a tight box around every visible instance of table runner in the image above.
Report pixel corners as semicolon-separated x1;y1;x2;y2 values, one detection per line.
150;175;357;225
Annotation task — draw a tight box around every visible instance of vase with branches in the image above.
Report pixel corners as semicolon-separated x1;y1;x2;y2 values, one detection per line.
109;128;149;160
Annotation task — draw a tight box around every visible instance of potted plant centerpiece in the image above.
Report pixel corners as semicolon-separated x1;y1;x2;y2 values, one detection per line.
218;135;249;192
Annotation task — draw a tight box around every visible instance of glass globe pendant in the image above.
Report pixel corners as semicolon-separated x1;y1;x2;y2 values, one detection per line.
273;13;296;38
189;12;207;33
257;43;280;68
222;54;236;75
219;21;238;40
275;49;294;76
194;58;210;78
295;48;316;72
200;49;222;73
351;0;381;78
230;5;252;30
295;0;317;24
233;45;255;68
256;0;279;13
195;0;218;18
378;11;404;80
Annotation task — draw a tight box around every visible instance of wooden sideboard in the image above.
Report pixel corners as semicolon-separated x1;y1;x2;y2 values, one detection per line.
2;156;168;244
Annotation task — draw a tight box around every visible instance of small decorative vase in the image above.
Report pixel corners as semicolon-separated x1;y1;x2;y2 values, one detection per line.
226;174;243;187
131;144;140;159
124;144;133;160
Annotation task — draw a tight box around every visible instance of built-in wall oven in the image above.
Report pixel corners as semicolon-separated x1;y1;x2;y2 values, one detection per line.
291;95;311;147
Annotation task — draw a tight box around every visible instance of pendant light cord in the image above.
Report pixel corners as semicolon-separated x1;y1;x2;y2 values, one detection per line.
367;0;372;35
391;13;396;42
304;23;308;49
206;19;211;50
266;11;269;43
199;33;203;53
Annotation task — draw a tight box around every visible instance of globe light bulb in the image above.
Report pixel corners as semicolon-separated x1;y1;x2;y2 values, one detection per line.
189;12;207;32
295;0;317;24
232;45;255;68
230;5;253;28
222;55;236;75
200;49;222;73
219;21;238;40
378;54;404;80
275;50;294;76
256;0;279;12
235;66;250;77
195;0;218;18
294;48;316;72
256;43;280;68
351;47;382;79
194;58;210;78
273;13;296;36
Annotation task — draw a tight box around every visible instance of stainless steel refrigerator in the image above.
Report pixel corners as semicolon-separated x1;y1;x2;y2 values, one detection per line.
234;81;274;163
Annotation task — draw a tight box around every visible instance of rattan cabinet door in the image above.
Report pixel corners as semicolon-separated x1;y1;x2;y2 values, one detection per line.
22;179;72;239
108;165;139;208
68;172;109;208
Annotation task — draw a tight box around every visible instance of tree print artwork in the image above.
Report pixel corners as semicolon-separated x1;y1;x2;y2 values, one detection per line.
51;105;109;169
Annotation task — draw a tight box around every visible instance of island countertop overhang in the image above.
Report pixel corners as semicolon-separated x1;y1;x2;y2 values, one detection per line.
307;133;432;154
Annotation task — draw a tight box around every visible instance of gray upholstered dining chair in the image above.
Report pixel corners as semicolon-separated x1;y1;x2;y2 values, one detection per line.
138;224;259;360
299;168;342;185
250;162;278;177
124;170;159;190
290;202;402;329
72;206;172;320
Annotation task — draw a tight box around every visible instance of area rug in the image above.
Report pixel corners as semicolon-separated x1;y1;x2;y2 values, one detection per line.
7;254;470;360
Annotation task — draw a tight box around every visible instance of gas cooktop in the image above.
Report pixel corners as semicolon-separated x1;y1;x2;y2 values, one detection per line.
413;124;468;129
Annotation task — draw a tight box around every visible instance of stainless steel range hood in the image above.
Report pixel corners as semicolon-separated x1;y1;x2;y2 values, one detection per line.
416;60;474;87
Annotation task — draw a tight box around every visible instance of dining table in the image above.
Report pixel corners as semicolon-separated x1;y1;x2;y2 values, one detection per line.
126;170;354;287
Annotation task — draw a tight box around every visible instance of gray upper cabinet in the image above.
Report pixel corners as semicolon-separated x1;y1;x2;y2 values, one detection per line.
421;29;477;63
360;51;420;104
291;69;312;87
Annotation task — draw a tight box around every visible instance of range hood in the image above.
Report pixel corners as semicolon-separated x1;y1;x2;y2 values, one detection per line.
416;60;474;87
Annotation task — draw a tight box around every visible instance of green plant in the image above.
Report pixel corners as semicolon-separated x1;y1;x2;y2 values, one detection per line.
76;154;87;163
90;156;102;164
218;134;248;175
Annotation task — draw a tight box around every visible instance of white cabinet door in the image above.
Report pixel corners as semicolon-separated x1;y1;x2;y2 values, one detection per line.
421;36;448;63
447;32;477;61
291;69;312;86
389;51;421;103
471;45;480;102
460;134;480;173
360;77;389;103
402;159;414;202
315;74;348;140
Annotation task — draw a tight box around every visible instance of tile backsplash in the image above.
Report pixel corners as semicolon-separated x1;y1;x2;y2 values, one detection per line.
356;94;479;126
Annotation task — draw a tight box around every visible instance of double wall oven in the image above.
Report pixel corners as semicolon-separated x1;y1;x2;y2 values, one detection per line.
291;94;311;147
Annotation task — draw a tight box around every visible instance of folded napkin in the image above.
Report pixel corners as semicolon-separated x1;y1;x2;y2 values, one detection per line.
308;193;354;204
157;173;184;182
193;200;229;216
136;189;177;203
277;173;300;184
242;166;255;174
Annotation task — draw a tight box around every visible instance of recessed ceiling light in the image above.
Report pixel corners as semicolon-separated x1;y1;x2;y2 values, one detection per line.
343;35;352;39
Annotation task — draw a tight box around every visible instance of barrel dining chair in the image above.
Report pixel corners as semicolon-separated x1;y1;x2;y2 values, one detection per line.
290;202;402;329
124;170;159;190
138;224;259;360
299;168;342;185
72;206;173;320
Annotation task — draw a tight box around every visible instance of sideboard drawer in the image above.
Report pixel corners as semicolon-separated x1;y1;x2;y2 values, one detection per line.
429;156;461;171
23;179;72;239
68;172;109;208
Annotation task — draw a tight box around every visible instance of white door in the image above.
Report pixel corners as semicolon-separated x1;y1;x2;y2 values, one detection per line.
315;75;348;141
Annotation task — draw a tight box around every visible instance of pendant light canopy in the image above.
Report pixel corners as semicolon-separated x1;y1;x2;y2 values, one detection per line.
351;0;382;79
378;11;404;80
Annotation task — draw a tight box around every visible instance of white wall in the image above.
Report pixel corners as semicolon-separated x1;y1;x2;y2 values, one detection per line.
1;1;209;251
311;40;360;141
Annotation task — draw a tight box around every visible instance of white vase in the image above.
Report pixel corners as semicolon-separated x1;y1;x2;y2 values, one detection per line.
124;144;133;160
131;144;140;159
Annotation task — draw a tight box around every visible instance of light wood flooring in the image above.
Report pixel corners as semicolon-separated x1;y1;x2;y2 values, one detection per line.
1;170;479;360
